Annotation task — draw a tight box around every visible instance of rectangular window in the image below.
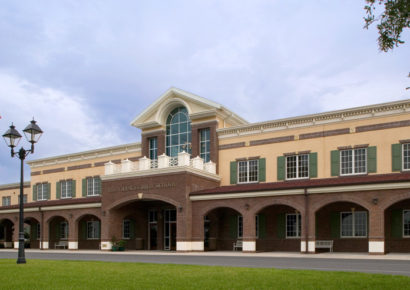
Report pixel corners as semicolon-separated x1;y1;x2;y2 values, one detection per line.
149;210;157;223
286;154;309;179
18;194;27;204
341;211;367;237
123;219;130;239
37;224;41;240
2;196;11;206
199;128;211;162
404;210;410;237
87;177;101;196
403;143;410;171
340;148;367;175
238;160;258;183
60;221;68;239
286;213;301;238
87;221;100;239
61;180;72;199
149;137;158;160
37;183;49;201
237;215;243;239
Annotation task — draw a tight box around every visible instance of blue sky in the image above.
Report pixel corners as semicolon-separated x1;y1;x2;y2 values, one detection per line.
0;0;409;184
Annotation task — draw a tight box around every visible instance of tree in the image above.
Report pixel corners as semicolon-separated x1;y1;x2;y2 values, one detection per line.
364;0;410;52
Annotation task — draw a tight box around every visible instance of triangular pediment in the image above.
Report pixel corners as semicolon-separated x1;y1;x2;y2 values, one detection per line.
130;87;247;130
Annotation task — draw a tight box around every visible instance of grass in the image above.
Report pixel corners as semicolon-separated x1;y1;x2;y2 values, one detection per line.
0;259;409;289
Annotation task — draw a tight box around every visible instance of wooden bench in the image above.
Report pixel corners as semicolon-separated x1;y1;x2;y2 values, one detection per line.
55;241;68;249
315;240;333;252
233;240;243;251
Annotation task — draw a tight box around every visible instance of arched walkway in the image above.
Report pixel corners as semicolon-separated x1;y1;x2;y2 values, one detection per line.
48;216;69;249
24;217;40;249
315;201;369;252
0;219;14;248
204;207;242;251
384;198;410;253
77;214;101;250
255;204;302;252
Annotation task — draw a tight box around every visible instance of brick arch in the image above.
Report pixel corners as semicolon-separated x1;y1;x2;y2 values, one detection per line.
380;191;410;211
250;198;305;216
311;195;372;213
24;216;40;223
0;217;14;224
199;202;246;218
106;193;181;212
74;213;101;225
46;214;70;224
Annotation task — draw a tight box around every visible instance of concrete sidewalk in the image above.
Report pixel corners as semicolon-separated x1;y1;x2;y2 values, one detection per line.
2;249;410;260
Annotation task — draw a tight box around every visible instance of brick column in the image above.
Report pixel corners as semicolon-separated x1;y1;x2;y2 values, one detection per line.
42;219;50;249
307;210;316;253
368;207;385;254
242;212;256;252
68;216;78;250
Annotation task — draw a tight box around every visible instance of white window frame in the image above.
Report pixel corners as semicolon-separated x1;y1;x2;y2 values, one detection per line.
340;211;368;238
18;194;27;204
403;210;410;237
37;183;48;201
87;220;100;240
237;215;243;239
340;148;367;176
60;221;68;240
2;196;11;206
237;160;259;184
285;154;309;180
87;177;101;196
123;219;131;239
403;143;410;171
199;128;211;163
149;137;158;161
286;213;301;238
61;180;72;199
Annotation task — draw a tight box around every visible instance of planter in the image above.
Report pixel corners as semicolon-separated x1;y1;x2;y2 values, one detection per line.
111;246;119;251
118;246;125;251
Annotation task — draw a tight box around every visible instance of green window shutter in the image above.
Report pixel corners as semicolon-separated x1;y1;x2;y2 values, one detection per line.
367;146;377;173
259;158;266;182
130;219;136;239
230;161;237;184
56;181;61;199
82;179;87;197
259;214;266;239
330;212;340;238
56;223;61;239
32;185;37;201
331;150;340;176
229;215;237;239
392;143;402;172
277;213;285;239
277;156;285;181
71;180;76;197
32;223;37;240
309;152;318;178
47;183;51;200
80;221;87;240
391;210;402;238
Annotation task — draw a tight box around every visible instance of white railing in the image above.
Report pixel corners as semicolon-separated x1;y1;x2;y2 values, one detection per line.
104;151;216;175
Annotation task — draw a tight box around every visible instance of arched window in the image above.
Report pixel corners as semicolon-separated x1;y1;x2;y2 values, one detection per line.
166;107;191;157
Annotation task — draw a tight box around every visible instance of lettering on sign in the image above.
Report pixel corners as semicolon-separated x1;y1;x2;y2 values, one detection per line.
107;182;176;193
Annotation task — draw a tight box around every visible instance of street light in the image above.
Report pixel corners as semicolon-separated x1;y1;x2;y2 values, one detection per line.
2;119;43;264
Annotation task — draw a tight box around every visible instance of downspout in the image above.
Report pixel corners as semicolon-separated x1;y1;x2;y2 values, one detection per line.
304;188;309;253
40;207;43;250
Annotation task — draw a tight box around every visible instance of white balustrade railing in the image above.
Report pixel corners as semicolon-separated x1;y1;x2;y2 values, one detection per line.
105;151;217;175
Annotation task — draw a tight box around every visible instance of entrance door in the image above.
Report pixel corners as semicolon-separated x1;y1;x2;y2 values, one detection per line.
164;209;176;251
148;210;158;250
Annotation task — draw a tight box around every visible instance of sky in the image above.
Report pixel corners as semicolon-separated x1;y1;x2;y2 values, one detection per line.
0;0;409;184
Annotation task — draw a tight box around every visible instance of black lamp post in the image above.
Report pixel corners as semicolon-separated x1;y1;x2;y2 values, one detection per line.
2;120;43;264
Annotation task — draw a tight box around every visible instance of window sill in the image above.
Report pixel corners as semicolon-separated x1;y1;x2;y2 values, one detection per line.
340;236;367;239
286;236;301;239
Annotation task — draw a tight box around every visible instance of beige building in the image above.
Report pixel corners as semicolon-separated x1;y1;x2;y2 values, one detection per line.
0;88;409;253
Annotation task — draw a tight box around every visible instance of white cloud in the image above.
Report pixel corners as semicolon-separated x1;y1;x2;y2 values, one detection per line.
0;71;126;162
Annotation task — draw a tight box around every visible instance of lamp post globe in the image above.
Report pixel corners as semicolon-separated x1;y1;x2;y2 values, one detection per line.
2;119;43;264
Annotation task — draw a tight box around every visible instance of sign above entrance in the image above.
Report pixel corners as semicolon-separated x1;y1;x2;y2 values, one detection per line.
107;182;177;194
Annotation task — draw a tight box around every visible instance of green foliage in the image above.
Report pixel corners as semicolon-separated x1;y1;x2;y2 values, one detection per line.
0;259;410;289
364;0;410;51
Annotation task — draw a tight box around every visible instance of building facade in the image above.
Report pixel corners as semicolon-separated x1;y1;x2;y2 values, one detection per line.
0;87;410;254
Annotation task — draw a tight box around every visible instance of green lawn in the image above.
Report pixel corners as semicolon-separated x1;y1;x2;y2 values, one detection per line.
0;259;408;289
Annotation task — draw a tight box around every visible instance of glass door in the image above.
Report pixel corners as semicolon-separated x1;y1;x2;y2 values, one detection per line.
164;209;176;250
